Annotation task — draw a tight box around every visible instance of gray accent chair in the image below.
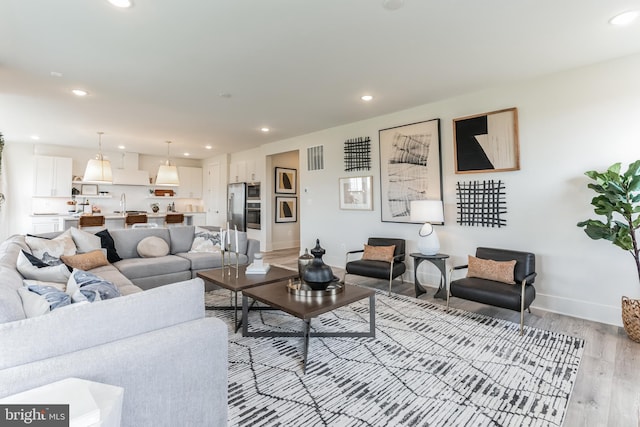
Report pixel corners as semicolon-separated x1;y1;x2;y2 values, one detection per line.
447;247;537;335
343;237;406;295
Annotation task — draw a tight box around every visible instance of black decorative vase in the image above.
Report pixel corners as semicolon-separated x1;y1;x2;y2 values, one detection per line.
302;239;335;290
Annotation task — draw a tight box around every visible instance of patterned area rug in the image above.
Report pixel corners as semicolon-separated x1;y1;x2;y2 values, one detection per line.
205;288;584;427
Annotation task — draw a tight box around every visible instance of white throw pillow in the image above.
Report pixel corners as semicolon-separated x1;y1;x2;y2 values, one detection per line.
69;227;102;253
16;251;72;283
189;227;222;253
17;287;50;318
137;236;170;258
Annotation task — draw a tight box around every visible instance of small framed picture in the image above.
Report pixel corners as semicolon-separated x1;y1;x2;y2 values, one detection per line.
275;196;297;223
81;184;98;195
275;167;297;194
339;176;373;210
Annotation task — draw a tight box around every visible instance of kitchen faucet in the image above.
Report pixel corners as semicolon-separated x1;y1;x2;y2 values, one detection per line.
120;193;126;215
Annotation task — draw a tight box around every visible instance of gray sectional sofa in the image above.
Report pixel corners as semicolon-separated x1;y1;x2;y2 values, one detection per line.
0;225;257;426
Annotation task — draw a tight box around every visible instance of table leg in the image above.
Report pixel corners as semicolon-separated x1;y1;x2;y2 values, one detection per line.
303;319;311;374
433;259;447;300
414;259;425;298
233;291;239;332
242;295;249;337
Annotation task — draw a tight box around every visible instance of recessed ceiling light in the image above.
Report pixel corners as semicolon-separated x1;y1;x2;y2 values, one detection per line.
184;152;190;157
609;10;639;26
382;0;404;11
72;89;88;97
118;145;126;150
260;127;270;133
205;145;212;150
361;95;374;101
31;135;40;140
107;0;132;8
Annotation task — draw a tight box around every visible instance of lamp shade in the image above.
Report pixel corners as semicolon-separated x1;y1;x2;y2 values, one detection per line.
410;200;444;223
156;164;180;186
83;158;113;183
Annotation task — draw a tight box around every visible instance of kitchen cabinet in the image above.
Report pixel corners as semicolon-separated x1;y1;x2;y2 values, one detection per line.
230;159;259;183
33;156;72;197
31;216;62;234
177;167;203;198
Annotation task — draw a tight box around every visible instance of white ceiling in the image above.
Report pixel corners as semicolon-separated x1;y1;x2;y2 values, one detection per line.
1;0;640;160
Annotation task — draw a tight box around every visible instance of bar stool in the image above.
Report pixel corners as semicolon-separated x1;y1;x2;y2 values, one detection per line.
78;215;105;230
125;214;148;228
165;213;184;227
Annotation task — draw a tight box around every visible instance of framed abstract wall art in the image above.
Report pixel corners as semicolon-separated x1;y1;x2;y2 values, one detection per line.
453;107;520;174
379;118;443;223
275;196;297;223
275;167;297;194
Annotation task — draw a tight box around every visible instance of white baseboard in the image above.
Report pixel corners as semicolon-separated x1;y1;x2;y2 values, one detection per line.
270;240;300;251
533;292;623;327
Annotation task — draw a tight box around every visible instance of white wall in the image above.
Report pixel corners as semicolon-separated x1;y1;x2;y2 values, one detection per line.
256;53;640;326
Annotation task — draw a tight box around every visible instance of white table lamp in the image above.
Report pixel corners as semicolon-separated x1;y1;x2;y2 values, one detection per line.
410;200;444;255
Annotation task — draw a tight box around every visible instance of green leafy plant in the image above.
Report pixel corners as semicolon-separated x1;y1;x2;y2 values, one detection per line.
577;160;640;282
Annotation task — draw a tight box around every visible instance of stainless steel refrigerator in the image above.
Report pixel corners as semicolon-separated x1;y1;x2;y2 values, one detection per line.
227;182;246;232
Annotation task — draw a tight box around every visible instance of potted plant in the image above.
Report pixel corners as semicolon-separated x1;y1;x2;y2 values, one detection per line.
577;160;640;342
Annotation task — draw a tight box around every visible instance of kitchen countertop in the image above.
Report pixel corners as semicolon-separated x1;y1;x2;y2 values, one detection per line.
32;212;205;218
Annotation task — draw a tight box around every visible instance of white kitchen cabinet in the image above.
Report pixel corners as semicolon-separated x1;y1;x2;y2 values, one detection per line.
31;216;62;234
33;156;72;197
230;159;259;183
177;167;203;198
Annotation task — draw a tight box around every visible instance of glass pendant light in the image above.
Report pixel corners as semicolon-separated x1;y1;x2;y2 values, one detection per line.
155;141;180;186
83;131;113;183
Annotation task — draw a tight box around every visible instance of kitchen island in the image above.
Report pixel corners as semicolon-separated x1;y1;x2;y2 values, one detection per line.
30;212;206;233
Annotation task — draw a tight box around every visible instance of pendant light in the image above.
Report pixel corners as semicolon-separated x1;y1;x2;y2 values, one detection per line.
83;131;113;183
155;141;180;186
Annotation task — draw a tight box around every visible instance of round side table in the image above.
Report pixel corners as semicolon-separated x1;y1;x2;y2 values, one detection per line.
410;253;449;299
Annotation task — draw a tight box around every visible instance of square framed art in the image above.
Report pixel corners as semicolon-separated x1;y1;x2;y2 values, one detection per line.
275;196;297;223
379;118;442;223
275;167;297;194
453;107;520;174
339;176;373;210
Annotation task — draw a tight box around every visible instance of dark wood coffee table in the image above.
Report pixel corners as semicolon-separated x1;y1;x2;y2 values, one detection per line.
197;265;299;332
241;282;375;373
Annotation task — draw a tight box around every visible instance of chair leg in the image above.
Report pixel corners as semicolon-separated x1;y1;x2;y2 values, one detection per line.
520;279;526;336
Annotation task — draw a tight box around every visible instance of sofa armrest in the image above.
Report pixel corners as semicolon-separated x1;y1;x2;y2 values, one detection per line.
0;278;207;370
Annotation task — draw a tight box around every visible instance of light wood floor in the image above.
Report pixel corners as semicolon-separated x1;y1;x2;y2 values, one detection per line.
263;248;640;427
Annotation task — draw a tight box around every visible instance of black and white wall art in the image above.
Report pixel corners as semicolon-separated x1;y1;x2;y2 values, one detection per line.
379;119;442;223
453;108;520;174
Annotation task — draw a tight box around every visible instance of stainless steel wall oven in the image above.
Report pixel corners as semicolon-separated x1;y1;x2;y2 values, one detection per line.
247;201;261;229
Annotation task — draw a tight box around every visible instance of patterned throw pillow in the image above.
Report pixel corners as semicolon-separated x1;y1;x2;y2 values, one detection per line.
25;284;71;310
467;255;516;285
66;269;121;302
361;244;396;263
25;230;77;265
16;250;72;283
189;227;222;253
